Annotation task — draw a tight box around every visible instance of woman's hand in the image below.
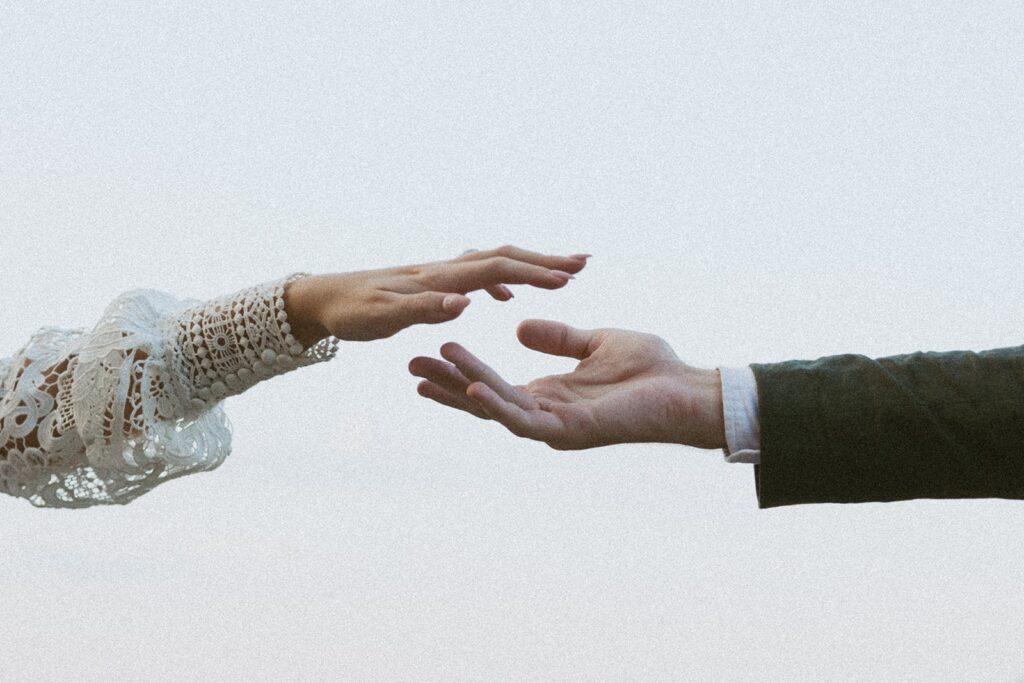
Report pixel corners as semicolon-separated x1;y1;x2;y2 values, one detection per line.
409;320;726;450
284;246;589;344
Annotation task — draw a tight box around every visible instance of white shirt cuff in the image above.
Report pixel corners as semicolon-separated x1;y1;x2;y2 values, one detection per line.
718;366;762;464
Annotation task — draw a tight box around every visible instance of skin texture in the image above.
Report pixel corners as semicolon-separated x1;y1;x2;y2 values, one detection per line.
409;319;727;451
282;246;590;345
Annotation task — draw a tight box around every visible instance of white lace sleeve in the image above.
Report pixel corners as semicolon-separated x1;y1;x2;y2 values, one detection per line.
0;273;338;508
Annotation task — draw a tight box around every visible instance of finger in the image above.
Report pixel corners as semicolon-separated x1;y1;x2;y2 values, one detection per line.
461;249;535;300
485;284;514;301
426;257;574;293
459;245;590;274
439;342;534;409
516;319;596;360
394;292;471;328
408;356;473;396
466;381;560;441
416;380;490;420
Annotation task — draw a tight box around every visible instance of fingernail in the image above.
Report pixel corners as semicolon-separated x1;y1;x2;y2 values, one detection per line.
551;270;574;280
569;253;592;260
443;294;470;312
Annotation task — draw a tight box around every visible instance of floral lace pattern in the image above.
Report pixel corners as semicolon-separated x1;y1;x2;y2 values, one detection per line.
0;274;338;507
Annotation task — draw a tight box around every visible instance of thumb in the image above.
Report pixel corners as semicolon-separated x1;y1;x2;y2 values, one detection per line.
400;292;471;326
516;319;595;359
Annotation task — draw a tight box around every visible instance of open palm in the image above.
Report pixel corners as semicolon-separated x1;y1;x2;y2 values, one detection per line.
409;320;725;450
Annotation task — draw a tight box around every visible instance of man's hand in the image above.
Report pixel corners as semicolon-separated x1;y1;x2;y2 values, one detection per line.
284;246;589;344
409;320;727;450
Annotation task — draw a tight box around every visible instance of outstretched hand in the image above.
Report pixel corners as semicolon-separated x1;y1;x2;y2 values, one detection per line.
284;246;589;343
409;320;726;450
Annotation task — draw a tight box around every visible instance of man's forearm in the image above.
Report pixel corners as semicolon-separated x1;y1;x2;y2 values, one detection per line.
751;346;1024;507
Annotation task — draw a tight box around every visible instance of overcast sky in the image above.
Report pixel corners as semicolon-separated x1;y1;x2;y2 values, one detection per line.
2;2;1023;681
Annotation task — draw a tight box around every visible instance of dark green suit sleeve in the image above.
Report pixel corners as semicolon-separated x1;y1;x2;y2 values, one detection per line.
750;346;1024;508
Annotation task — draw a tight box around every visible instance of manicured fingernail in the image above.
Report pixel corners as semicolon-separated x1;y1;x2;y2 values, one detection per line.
551;270;574;281
443;294;470;312
497;285;514;299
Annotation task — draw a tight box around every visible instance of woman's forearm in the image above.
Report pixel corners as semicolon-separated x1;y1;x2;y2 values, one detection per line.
0;246;587;508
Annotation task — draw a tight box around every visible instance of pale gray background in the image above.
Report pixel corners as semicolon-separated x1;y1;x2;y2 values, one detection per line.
2;1;1023;681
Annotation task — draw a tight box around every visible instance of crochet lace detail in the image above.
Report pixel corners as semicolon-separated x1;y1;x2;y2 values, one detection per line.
0;274;337;507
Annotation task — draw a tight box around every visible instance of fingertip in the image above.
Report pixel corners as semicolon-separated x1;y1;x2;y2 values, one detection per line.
442;293;471;314
542;270;574;289
515;318;547;343
408;356;432;376
439;341;462;360
514;318;590;358
485;286;513;302
465;384;496;418
563;256;590;274
465;381;490;400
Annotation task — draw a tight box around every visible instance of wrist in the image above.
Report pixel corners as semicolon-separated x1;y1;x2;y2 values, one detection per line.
668;365;727;450
171;275;338;411
284;275;330;349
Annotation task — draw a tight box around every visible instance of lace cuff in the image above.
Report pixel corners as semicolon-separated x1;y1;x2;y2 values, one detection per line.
0;274;337;508
168;272;339;412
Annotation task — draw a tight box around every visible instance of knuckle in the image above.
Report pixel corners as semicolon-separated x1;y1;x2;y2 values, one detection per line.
489;256;514;270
